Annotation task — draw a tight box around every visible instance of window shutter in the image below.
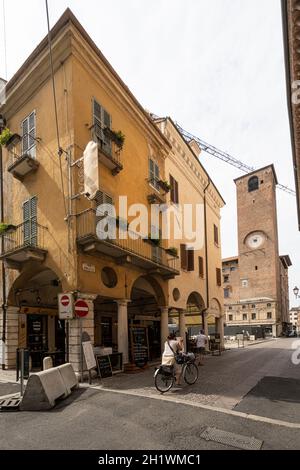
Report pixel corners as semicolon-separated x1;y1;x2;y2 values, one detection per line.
216;268;221;286
28;112;36;157
170;175;179;203
214;224;219;245
187;249;194;271
23;197;37;246
22;118;29;154
174;179;179;204
198;256;204;278
154;162;160;182
170;175;175;202
149;159;154;184
102;108;112;155
93;99;104;147
180;244;187;270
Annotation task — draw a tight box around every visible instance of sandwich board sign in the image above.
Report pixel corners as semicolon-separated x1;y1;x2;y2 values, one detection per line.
58;293;74;319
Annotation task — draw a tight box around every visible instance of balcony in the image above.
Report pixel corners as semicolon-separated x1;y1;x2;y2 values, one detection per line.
6;136;39;181
0;222;48;269
92;126;123;176
76;209;179;279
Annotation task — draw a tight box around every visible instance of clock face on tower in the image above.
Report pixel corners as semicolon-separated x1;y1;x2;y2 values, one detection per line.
245;231;266;249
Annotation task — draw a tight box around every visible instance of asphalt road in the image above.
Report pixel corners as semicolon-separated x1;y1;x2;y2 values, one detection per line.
0;338;300;450
0;387;299;450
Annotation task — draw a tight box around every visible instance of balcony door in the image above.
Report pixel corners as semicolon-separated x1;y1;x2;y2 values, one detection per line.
23;196;38;246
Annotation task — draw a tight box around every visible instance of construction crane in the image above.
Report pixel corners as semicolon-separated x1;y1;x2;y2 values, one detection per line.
175;123;296;196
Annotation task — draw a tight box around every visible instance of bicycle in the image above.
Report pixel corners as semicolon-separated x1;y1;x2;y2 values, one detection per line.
154;353;199;393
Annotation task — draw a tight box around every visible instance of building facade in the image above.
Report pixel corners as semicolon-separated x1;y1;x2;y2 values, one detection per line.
0;9;224;372
223;166;292;337
290;307;300;333
154;118;225;347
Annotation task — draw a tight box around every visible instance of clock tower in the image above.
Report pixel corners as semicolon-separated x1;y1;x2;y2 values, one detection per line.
234;165;280;302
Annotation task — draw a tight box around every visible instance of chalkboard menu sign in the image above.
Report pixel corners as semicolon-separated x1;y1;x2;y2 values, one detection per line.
96;355;113;378
130;326;149;368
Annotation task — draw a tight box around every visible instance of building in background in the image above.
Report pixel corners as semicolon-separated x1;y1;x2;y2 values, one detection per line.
289;307;300;334
223;165;292;338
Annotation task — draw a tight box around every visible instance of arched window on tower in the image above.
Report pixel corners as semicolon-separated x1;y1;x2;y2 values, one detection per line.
248;176;259;192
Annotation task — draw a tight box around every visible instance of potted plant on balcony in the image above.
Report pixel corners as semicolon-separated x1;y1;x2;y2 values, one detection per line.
0;223;17;235
5;133;21;150
104;128;125;149
166;247;178;257
0;128;12;147
158;179;172;193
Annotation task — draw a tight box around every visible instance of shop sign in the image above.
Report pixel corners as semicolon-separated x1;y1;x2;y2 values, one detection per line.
82;263;96;273
58;293;74;320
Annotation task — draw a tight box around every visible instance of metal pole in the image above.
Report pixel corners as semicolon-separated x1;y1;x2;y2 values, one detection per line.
79;317;83;383
0;133;7;367
20;348;24;396
66;320;69;363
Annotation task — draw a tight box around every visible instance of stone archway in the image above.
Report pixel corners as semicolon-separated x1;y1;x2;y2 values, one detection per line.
4;265;63;370
129;275;167;362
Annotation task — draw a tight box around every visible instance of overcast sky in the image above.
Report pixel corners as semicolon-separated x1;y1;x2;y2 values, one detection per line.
1;0;299;306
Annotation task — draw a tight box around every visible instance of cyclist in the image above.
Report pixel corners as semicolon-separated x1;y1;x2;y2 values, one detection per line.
161;332;183;385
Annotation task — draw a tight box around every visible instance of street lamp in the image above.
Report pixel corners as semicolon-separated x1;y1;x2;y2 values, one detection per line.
293;286;300;299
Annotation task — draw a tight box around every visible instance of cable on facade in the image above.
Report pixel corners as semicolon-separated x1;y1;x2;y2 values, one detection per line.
45;0;67;218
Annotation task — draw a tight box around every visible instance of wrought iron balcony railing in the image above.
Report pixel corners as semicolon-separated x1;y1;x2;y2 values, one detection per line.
76;209;179;278
0;222;48;268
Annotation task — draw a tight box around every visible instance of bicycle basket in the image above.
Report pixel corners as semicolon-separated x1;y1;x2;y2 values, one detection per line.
175;354;185;364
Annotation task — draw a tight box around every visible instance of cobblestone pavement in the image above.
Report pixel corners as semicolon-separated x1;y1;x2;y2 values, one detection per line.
86;338;300;410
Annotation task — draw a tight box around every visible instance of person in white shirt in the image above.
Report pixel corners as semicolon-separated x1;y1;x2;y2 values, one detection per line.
162;332;183;385
195;329;207;366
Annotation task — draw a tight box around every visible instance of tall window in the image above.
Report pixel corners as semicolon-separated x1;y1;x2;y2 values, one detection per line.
94;190;114;237
224;288;230;298
229;314;233;321
224;274;229;283
180;244;194;271
248;176;259;192
180;244;187;270
22;111;36;158
23;196;37;246
267;312;272;320
252;313;256;320
214;224;219;245
198;256;204;278
216;268;222;286
93;99;112;156
170;174;179;204
187;249;194;272
243;314;247;321
149;158;160;190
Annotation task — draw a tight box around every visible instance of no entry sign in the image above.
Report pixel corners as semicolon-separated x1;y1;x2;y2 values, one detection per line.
58;293;74;320
75;299;89;318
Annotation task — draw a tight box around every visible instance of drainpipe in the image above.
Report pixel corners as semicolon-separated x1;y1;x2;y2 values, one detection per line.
0;114;7;369
202;178;211;328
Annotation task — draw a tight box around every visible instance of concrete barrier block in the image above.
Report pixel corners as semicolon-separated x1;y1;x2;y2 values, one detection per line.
20;368;68;411
57;363;78;395
43;356;53;370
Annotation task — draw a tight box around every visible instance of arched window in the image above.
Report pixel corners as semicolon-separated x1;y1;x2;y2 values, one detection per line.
248;176;259;192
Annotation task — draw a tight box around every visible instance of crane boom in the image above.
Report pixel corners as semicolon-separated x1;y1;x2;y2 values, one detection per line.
175;123;296;196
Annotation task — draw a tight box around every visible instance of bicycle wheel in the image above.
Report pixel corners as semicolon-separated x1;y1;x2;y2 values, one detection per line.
154;369;175;393
183;362;198;385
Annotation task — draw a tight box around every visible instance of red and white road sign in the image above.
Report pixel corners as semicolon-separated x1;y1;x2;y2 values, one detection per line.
58;293;74;320
74;299;89;318
61;295;70;307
